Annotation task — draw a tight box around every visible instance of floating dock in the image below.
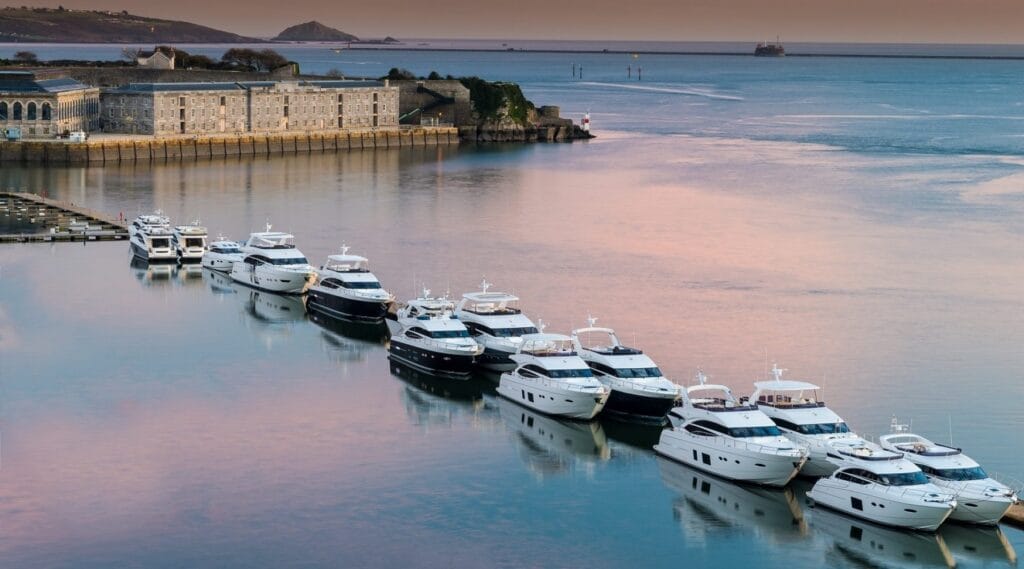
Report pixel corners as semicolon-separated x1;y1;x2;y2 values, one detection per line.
0;192;128;243
1003;503;1024;529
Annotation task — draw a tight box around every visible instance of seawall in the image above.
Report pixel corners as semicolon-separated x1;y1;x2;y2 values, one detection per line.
0;127;459;164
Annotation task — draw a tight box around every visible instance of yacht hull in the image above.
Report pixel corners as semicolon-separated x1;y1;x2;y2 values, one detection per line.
808;479;955;531
308;288;388;322
230;263;315;295
130;238;176;262
496;374;609;420
948;493;1014;526
603;389;677;422
387;338;476;378
654;428;805;487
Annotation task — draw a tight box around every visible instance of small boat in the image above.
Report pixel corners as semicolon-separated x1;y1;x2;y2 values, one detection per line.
230;225;317;295
496;330;610;420
171;220;208;263
455;279;539;371
754;37;785;56
307;245;394;322
879;418;1018;526
751;364;867;477
807;440;958;531
202;236;244;273
654;371;807;487
571;317;679;422
385;288;483;378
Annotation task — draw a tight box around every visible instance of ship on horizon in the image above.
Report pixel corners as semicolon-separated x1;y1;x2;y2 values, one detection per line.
755;36;785;57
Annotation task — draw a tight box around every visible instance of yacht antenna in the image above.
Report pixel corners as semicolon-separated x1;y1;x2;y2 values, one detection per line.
480;277;491;293
340;243;350;256
587;315;597;328
695;368;708;386
948;414;954;446
537;318;546;333
764;348;769;380
265;219;272;233
422;286;431;299
771;363;786;382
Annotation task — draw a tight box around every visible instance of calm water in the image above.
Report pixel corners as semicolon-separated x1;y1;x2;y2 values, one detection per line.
1;47;1024;567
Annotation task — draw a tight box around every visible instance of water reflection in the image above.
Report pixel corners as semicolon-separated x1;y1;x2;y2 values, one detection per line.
658;457;809;546
497;397;610;479
202;267;238;295
129;255;204;288
390;361;495;428
309;309;387;365
812;506;956;568
940;524;1018;567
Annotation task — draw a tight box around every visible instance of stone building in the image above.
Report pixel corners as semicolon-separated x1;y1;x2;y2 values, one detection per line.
0;71;101;138
136;48;175;70
393;80;472;126
100;80;399;135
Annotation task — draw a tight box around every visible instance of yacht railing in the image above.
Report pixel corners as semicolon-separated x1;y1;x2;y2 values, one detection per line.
833;473;956;503
684;429;805;457
403;332;482;354
610;377;681;396
516;375;606;394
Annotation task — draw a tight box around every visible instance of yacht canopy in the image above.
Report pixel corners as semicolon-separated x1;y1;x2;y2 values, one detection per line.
520;333;571;343
752;380;821;392
461;291;519;303
325;254;369;269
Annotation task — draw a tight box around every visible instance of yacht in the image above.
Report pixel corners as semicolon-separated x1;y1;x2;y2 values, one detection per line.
202;237;244;272
751;364;865;477
307;245;394;322
128;211;170;237
807;440;958;531
879;419;1018;526
654;371;807;487
230;226;317;295
454;280;539;371
571;317;679;422
129;223;176;262
496;331;610;420
385;289;483;378
171;220;208;263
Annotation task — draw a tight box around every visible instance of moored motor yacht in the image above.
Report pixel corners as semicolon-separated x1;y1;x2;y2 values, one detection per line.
751;364;865;477
129;223;176;262
230;226;317;294
385;288;483;378
571;317;679;422
807;440;958;531
307;245;394;322
879;419;1018;526
172;220;208;262
128;211;170;237
496;331;610;420
202;236;244;272
454;280;540;371
655;371;808;487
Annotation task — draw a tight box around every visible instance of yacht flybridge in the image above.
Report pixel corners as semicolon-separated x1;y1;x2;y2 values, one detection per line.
202;236;244;272
385;288;483;378
172;220;208;262
808;440;958;531
751;364;865;477
128;211;170;237
496;330;610;420
654;371;807;487
230;225;317;295
455;280;539;370
879;419;1018;526
308;245;394;322
571;317;679;422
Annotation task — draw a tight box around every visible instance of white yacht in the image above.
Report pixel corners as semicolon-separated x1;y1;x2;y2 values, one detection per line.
171;220;208;262
879;419;1018;526
751;364;865;477
129;224;176;262
385;289;483;378
202;237;244;272
230;226;317;295
571;317;680;422
655;372;808;487
454;280;539;371
496;332;610;420
307;245;394;322
807;440;958;531
128;211;170;237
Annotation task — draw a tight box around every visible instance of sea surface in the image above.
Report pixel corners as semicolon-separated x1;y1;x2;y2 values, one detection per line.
1;44;1023;568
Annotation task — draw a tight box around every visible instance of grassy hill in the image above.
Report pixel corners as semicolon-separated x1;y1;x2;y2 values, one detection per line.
0;7;259;43
273;21;358;42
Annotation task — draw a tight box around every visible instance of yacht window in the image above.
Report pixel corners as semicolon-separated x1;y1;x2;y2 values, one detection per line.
922;466;987;481
341;281;382;289
694;420;729;435
522;365;548;377
877;471;929;486
728;425;782;438
615;367;664;378
184;238;204;248
213;246;241;254
835;471;871;485
150;238;170;248
429;329;470;339
519;368;540;378
409;327;429;337
490;326;539;338
797;422;850;435
320;279;341;289
270;257;309;266
685;424;715;436
546;368;593;378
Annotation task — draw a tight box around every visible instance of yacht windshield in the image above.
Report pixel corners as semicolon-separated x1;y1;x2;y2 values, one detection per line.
150;238;170;248
271;257;309;266
547;368;594;378
878;471;929;486
214;247;241;254
185;238;204;248
342;281;382;289
615;367;663;378
796;422;850;435
430;330;470;339
927;466;988;481
491;326;539;337
729;425;783;438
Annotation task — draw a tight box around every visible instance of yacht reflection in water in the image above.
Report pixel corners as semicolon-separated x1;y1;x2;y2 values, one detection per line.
658;457;809;546
812;506;956;568
390;361;496;428
308;304;388;345
497;396;610;479
130;256;203;288
203;267;239;295
939;523;1018;566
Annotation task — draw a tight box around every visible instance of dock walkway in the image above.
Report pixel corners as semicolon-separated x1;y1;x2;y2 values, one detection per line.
0;192;128;243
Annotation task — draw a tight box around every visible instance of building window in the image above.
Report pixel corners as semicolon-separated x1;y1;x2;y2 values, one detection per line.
0;102;6;120
13;102;22;120
27;102;37;120
41;103;51;120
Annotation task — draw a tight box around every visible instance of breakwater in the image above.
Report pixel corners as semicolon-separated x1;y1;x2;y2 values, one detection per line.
0;192;128;242
0;126;459;164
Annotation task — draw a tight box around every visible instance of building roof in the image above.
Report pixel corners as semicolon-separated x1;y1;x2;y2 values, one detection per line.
0;71;93;94
104;79;385;94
